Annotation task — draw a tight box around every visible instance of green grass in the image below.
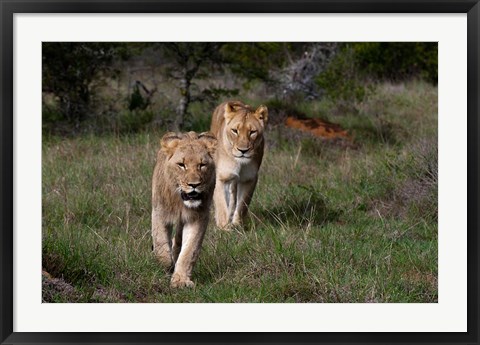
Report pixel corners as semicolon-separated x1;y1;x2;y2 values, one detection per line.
42;80;438;303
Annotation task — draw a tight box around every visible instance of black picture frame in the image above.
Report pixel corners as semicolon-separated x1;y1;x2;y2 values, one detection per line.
1;1;479;344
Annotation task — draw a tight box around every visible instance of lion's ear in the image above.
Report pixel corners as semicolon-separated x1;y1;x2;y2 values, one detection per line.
198;132;217;157
254;105;268;126
160;132;182;157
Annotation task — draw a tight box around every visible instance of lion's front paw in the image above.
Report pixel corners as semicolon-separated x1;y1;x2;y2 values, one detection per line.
170;275;195;288
154;254;173;270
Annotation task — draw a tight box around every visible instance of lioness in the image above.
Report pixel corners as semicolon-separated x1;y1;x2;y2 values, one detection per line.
152;131;217;288
210;101;268;228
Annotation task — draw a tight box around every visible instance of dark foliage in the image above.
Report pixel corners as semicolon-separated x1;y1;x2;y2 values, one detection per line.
352;42;438;84
42;42;133;124
42;42;438;135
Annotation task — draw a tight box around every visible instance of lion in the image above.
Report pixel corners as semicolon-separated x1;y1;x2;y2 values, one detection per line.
210;101;268;229
151;131;217;288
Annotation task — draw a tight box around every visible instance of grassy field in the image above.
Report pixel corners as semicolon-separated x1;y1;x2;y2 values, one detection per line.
42;80;438;303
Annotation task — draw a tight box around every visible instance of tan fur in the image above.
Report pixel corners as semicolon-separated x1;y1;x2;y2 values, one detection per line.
152;131;217;288
210;101;268;228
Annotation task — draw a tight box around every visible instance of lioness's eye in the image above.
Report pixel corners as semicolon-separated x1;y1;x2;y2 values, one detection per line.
231;129;238;135
199;163;206;169
177;163;185;169
250;130;257;136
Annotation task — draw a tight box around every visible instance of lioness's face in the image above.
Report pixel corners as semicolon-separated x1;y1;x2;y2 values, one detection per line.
162;132;217;209
225;104;268;162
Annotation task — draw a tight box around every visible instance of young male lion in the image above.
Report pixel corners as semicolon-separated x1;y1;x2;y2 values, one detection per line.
210;101;268;229
152;131;216;288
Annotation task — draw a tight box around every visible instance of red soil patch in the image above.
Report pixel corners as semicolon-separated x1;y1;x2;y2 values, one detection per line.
285;116;350;140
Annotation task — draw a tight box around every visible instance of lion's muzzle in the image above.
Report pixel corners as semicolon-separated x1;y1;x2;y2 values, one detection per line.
181;190;202;201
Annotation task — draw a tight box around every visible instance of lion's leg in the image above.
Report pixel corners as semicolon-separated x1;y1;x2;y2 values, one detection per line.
232;177;257;226
172;221;183;264
152;207;173;268
214;179;230;228
170;221;207;288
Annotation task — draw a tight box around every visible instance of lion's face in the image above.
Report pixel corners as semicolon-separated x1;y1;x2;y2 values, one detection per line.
223;102;268;162
161;132;217;209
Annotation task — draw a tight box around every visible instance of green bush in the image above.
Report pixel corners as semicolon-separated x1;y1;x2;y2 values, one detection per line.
128;84;150;111
116;109;154;133
316;43;437;113
352;42;438;84
42;43;133;123
43;104;64;124
316;46;374;113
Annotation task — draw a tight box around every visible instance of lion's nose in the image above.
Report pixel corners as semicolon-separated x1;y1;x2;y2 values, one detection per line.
188;182;201;188
238;148;249;154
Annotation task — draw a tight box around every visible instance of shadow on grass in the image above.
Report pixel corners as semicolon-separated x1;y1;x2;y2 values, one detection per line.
253;184;342;227
346;116;406;146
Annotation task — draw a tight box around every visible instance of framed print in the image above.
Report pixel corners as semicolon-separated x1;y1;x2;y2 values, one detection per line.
1;0;479;344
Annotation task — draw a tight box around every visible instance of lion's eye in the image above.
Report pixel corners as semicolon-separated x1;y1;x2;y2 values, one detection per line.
199;163;206;169
177;163;185;169
231;129;238;135
250;130;257;136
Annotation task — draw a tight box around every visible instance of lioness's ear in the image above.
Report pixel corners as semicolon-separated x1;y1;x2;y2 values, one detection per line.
255;105;268;126
160;132;182;157
224;101;240;122
198;132;217;157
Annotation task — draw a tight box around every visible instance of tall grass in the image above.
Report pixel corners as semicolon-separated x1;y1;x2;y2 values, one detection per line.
42;81;437;302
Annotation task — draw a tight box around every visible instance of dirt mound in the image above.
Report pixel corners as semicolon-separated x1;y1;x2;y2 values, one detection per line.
42;269;128;303
42;269;80;302
285;116;350;140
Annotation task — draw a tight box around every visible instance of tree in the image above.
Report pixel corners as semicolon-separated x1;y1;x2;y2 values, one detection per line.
273;43;337;100
42;42;131;125
352;42;438;84
220;42;288;82
221;42;338;100
159;43;226;130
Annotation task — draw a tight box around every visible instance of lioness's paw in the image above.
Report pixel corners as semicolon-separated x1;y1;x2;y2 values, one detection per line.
170;275;195;288
225;223;246;233
217;222;237;232
215;219;229;229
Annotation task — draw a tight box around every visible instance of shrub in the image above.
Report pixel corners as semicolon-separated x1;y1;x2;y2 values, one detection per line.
352;42;438;84
316;43;437;114
128;84;150;111
115;109;154;133
316;46;374;113
42;42;134;124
